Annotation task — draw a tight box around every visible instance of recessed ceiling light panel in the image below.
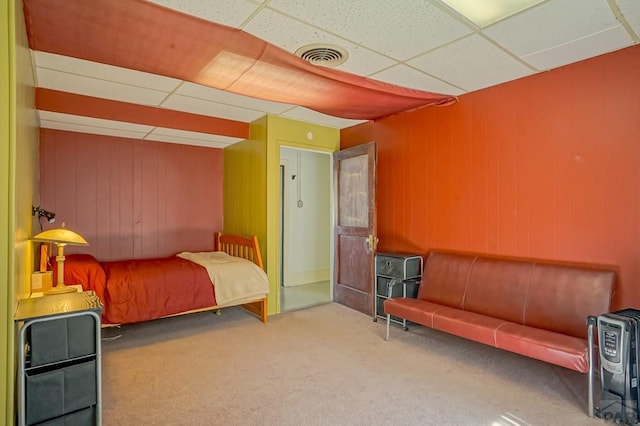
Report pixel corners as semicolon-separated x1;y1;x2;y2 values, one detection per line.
441;0;546;27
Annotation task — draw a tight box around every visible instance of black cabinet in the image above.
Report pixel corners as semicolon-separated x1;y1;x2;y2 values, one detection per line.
15;292;103;426
374;252;422;329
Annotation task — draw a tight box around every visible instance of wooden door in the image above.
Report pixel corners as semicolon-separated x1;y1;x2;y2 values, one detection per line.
333;142;376;315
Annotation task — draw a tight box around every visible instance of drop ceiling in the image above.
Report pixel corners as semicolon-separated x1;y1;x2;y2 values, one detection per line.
26;0;640;148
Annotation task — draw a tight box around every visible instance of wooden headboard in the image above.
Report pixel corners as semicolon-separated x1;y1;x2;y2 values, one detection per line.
215;232;264;270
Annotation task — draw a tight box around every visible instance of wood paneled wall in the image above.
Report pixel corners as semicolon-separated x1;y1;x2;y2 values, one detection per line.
40;129;223;261
341;45;640;310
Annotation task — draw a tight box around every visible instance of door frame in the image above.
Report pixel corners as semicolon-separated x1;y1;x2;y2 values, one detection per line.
279;160;289;289
279;146;334;306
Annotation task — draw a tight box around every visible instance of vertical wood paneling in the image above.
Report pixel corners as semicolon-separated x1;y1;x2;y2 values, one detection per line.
565;59;605;263
59;137;79;227
341;45;640;310
430;111;448;249
503;90;521;253
424;111;439;251
40;130;223;261
407;117;429;253
223;116;268;241
95;140;111;257
514;94;531;256
163;142;184;253
132;140;143;257
75;134;97;245
450;106;474;250
599;53;640;295
38;129;57;216
140;141;159;258
157;144;168;255
524;74;558;258
118;140;135;259
470;100;489;253
376;119;399;249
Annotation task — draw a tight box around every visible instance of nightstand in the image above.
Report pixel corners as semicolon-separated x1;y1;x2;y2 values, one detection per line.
15;291;103;425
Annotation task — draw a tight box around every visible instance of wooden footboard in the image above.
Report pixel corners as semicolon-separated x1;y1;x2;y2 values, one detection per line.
215;232;268;323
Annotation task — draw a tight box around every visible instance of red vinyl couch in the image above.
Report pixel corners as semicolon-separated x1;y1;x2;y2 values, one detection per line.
383;250;616;416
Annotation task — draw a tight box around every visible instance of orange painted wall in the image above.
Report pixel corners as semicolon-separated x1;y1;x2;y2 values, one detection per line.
39;129;223;261
342;45;640;311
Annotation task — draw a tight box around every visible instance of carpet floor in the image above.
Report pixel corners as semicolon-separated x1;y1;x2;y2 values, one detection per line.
101;303;604;425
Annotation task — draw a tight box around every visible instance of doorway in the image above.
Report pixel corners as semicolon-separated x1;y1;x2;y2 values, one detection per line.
280;147;332;311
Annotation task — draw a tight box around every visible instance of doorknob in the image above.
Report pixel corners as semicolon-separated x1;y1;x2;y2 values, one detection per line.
365;235;379;252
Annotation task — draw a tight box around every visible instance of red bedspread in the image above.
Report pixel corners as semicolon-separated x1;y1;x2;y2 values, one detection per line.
102;257;217;324
57;254;217;324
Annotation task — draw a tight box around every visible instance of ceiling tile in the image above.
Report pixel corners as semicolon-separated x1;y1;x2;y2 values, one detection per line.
39;120;151;139
484;0;626;57
408;34;533;93
243;8;396;76
174;82;293;114
38;110;153;139
522;25;634;70
160;94;267;122
280;107;367;129
36;67;171;106
38;111;154;132
145;0;263;27
369;64;465;96
617;0;640;37
33;51;181;92
266;0;473;60
145;127;240;148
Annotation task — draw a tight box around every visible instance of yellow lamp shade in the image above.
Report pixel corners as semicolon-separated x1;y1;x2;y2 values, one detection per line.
32;227;88;246
31;224;88;294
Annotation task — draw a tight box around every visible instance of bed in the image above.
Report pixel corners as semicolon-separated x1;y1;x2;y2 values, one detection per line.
44;232;269;325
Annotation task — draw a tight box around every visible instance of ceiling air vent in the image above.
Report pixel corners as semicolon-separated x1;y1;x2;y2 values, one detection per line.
295;44;348;67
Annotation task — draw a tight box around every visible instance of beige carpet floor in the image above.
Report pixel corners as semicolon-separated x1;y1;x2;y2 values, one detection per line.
101;303;604;425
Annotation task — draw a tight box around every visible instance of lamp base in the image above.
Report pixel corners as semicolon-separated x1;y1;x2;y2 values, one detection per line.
44;284;78;295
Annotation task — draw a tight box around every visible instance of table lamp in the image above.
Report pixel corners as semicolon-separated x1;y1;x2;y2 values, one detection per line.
31;223;89;295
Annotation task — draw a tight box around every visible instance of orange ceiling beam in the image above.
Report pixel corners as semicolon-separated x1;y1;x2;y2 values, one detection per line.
36;88;250;139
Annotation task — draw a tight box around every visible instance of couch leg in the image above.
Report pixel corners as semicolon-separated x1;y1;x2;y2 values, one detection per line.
386;314;391;341
587;316;597;417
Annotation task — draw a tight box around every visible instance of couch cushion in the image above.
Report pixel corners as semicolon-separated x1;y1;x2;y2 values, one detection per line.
463;257;532;324
525;263;616;339
418;252;475;309
495;322;590;373
384;298;444;327
432;307;507;347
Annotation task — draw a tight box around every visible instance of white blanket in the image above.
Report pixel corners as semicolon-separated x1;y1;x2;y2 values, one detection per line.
177;251;269;306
